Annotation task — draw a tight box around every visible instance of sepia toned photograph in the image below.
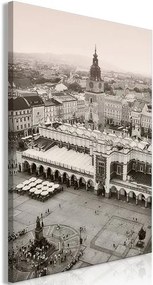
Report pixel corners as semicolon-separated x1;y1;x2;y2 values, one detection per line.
8;2;152;282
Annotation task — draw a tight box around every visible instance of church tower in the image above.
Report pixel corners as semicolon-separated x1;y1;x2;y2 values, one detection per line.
86;46;104;93
85;46;105;131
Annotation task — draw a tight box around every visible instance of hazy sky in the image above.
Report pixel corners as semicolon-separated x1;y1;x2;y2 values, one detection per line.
10;2;152;76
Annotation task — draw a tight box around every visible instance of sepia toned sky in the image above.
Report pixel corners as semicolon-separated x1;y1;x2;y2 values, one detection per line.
10;2;152;76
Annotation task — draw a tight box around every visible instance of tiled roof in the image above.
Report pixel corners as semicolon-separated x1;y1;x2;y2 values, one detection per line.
8;97;30;111
132;100;145;112
23;94;44;106
44;98;62;107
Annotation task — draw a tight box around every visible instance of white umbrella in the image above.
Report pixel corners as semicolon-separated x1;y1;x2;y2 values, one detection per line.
23;185;31;191
29;182;36;188
42;181;48;186
36;184;42;190
23;180;30;186
29;177;37;182
53;184;60;189
34;189;42;195
41;191;48;196
48;187;54;193
48;182;54;187
36;179;42;184
16;184;23;190
42;186;48;191
29;187;37;193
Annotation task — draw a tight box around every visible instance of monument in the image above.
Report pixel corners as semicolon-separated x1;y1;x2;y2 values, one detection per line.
35;216;43;243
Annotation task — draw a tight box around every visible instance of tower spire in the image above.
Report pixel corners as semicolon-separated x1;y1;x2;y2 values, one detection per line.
95;44;97;54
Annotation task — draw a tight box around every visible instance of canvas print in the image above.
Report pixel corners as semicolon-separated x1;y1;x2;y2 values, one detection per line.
8;1;152;282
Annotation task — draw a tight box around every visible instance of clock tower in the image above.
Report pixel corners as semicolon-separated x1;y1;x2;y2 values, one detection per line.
85;46;105;131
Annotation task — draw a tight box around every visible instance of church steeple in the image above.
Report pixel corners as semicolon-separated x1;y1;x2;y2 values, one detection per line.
90;46;101;81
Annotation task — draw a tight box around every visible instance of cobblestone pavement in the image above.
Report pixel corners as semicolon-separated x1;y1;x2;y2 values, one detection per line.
8;172;152;280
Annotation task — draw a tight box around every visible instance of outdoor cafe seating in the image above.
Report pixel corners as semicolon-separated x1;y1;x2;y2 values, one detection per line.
15;178;62;202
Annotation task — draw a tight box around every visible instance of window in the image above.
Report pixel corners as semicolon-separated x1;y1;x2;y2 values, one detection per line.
20;125;23;129
24;117;26;121
90;98;93;103
16;119;18;123
98;162;105;176
28;123;30;128
16;112;18;115
132;163;136;170
17;126;19;130
20;118;22;122
149;168;151;174
24;124;26;128
140;165;143;172
117;165;121;175
23;111;25;114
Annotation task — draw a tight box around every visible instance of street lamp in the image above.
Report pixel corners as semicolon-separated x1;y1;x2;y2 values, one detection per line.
79;227;83;245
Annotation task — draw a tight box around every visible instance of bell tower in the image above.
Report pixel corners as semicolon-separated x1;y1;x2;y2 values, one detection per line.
85;46;105;131
86;46;104;93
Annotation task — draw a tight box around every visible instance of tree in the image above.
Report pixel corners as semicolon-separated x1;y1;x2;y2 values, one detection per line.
134;87;140;93
68;82;82;93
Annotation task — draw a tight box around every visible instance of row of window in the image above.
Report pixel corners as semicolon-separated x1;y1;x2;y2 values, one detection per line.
132;163;151;174
141;118;151;123
15;117;30;123
45;106;61;112
16;123;31;130
105;103;121;108
11;110;31;116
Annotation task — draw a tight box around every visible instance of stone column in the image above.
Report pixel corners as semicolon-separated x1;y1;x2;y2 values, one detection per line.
117;191;120;200
37;168;40;176
105;157;111;199
52;172;55;181
85;182;88;191
44;170;47;178
105;191;110;199
30;165;33;174
136;196;138;205
126;193;129;203
145;199;148;208
123;164;127;181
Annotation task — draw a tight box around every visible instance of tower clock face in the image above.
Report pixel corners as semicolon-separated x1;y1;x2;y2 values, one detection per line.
99;82;102;88
89;82;93;88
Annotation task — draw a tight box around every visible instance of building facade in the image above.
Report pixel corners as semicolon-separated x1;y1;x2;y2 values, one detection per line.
8;97;32;136
44;98;62;123
104;96;122;126
17;123;152;208
23;94;45;131
53;93;77;121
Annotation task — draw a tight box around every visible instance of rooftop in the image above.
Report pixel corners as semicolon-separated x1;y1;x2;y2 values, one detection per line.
23;94;44;107
52;92;77;102
8;97;30;111
23;145;94;175
128;170;151;187
44;98;62;107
